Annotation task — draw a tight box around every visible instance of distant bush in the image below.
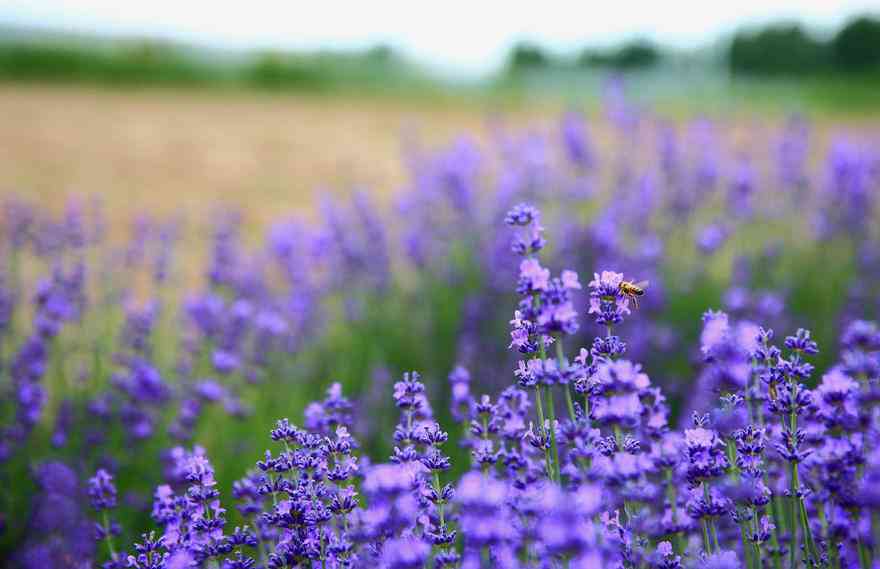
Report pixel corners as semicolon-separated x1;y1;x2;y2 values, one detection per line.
577;40;661;70
506;42;553;71
0;38;419;93
243;53;331;90
0;44;95;80
729;23;828;75
832;16;880;71
0;41;216;85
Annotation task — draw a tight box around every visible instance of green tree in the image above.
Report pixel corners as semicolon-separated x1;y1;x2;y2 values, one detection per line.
577;40;661;70
832;15;880;71
506;42;552;72
729;23;828;75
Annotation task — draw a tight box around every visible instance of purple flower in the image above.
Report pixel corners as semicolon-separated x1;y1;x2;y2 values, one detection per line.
518;258;550;292
684;423;728;483
534;483;601;557
696;223;729;255
194;380;226;402
751;515;775;544
588;271;631;326
358;464;419;539
380;536;430;569
731;425;767;475
304;382;354;434
560;111;594;169
448;365;474;422
212;350;240;375
505;203;546;256
784;328;819;355
456;472;513;549
88;469;117;511
508;310;538;354
514;357;562;388
841;320;880;351
813;367;860;429
700;310;730;356
698;549;740;569
50;399;73;449
393;371;426;412
18;461;94;567
651;540;682;569
590;360;651;428
504;203;540;227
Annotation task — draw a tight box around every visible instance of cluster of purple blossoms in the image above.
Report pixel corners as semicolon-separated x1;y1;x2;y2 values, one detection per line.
448;366;473;423
15;462;95;568
1;263;87;461
506;204;581;355
587;271;631;328
88;469;123;568
589;359;652;429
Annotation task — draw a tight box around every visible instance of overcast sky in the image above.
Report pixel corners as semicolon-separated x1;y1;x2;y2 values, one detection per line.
2;1;877;74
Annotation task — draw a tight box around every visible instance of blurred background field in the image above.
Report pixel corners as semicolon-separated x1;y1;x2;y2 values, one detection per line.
1;84;878;230
2;6;880;226
1;2;880;567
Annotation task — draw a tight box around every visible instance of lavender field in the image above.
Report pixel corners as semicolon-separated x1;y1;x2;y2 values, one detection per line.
1;89;879;569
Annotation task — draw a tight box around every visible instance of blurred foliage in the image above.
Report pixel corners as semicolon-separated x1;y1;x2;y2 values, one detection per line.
505;39;663;73
0;41;218;85
832;16;880;71
0;35;432;94
577;40;661;70
729;23;828;75
0;15;879;116
729;15;880;75
506;42;554;71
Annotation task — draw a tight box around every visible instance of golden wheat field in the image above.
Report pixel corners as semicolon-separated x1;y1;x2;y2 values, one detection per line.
0;86;529;223
2;84;878;231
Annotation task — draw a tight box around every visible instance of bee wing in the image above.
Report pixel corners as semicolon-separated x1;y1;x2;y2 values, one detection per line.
633;280;650;289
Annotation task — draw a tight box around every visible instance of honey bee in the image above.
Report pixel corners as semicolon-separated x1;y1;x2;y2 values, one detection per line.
619;280;649;309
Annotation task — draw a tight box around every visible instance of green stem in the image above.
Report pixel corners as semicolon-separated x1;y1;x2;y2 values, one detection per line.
665;468;682;554
101;511;117;559
433;471;445;528
534;384;554;481
783;392;798;569
564;387;577;423
873;513;880;567
555;339;578;423
702;519;713;555
785;369;819;566
766;498;784;569
703;482;720;552
788;477;798;567
751;515;763;569
795;473;819;563
481;415;490;475
481;546;491;567
725;440;755;569
856;510;871;569
536;336;559;483
545;386;561;483
740;522;754;569
613;425;623;449
584;394;591;422
754;392;782;569
818;502;839;569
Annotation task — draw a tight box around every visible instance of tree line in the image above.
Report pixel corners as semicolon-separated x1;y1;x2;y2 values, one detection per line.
506;14;880;75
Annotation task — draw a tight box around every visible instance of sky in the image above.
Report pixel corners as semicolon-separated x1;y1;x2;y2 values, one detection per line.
2;1;878;75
